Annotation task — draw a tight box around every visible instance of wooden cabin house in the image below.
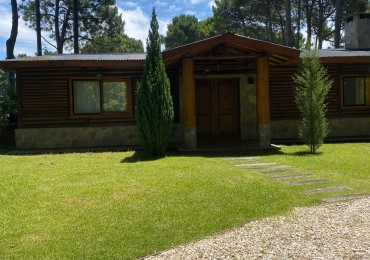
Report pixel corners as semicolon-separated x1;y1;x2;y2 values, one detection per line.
1;19;370;149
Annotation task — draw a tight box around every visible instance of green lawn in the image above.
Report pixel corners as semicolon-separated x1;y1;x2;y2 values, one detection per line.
0;143;369;259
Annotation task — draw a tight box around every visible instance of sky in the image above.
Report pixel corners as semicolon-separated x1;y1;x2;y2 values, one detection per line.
0;0;215;59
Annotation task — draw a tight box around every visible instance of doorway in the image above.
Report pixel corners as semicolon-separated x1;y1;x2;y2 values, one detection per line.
195;78;240;140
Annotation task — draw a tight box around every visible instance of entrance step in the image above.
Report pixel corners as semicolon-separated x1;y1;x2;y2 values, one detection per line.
270;173;315;179
304;186;350;194
285;178;329;186
322;193;369;203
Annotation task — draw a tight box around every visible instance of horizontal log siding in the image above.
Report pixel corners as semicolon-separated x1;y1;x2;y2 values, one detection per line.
18;67;180;128
270;63;370;120
269;66;299;119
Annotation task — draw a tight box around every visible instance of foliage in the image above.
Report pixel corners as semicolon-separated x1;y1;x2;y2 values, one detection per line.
0;70;17;129
293;50;332;153
81;34;143;54
20;0;139;54
164;15;217;49
164;15;201;49
211;0;367;48
198;17;217;39
135;9;174;157
0;144;368;258
212;0;286;44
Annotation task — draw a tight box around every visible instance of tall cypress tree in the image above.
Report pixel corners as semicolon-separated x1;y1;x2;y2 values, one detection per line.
293;50;332;154
135;8;174;157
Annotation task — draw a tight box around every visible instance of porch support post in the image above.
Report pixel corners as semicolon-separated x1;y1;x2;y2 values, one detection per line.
182;57;197;149
256;56;271;147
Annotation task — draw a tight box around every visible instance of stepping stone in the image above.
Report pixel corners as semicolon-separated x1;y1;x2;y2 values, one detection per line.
285;178;329;186
235;162;277;167
322;193;369;203
230;159;264;164
304;186;350;194
226;157;260;160
270;173;315;179
260;168;300;174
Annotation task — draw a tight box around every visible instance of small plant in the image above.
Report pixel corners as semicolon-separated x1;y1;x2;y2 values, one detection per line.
135;9;174;157
293;50;332;154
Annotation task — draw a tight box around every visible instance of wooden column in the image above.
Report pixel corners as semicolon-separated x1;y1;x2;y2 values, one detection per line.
256;56;271;147
182;58;197;149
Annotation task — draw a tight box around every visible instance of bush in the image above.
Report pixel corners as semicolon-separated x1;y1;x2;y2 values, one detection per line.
135;9;174;157
293;50;332;154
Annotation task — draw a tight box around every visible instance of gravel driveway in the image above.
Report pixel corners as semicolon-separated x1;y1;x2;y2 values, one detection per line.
144;197;370;260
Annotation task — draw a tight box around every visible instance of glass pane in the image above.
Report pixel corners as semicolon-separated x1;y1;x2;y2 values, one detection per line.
103;81;127;112
343;77;365;106
73;81;101;114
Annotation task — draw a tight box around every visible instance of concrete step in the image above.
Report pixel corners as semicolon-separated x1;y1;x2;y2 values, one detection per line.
304;186;350;194
322;193;369;203
285;178;329;186
235;162;277;167
270;173;315;179
260;168;301;174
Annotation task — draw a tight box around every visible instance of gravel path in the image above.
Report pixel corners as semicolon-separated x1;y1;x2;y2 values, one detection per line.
144;197;370;260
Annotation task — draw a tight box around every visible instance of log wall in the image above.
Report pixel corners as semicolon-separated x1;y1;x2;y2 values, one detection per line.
17;67;179;128
269;63;370;120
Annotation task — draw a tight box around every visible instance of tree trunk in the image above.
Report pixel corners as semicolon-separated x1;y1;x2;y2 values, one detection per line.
73;0;79;54
6;0;18;60
334;0;342;48
285;0;293;47
317;0;324;49
296;0;302;48
305;0;313;49
35;0;42;56
54;0;63;54
266;0;273;42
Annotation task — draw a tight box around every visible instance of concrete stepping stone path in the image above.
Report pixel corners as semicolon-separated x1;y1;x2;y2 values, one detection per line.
322;193;369;203
235;162;278;167
270;173;315;179
304;186;350;194
285;178;329;186
225;157;364;203
260;168;301;174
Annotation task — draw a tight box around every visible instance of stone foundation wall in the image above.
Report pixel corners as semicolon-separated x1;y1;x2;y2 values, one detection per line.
240;75;257;140
271;117;370;141
15;124;183;149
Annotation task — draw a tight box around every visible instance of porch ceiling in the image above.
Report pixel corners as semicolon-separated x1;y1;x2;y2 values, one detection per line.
163;32;301;67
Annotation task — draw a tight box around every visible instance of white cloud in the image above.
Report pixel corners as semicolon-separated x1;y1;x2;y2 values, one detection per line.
0;4;37;57
185;10;196;16
208;0;216;9
123;2;138;8
188;0;208;4
118;5;170;50
155;1;168;7
118;6;150;48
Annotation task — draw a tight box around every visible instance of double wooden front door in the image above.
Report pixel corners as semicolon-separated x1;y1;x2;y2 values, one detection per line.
195;79;240;140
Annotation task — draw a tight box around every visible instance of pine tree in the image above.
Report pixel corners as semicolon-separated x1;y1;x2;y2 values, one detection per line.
135;8;174;157
293;50;332;154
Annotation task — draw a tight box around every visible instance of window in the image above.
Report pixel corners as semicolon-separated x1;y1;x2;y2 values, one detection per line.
103;81;127;112
72;79;130;115
73;81;101;114
343;76;370;106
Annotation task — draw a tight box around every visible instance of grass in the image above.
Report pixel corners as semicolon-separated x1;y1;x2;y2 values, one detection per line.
0;143;369;259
